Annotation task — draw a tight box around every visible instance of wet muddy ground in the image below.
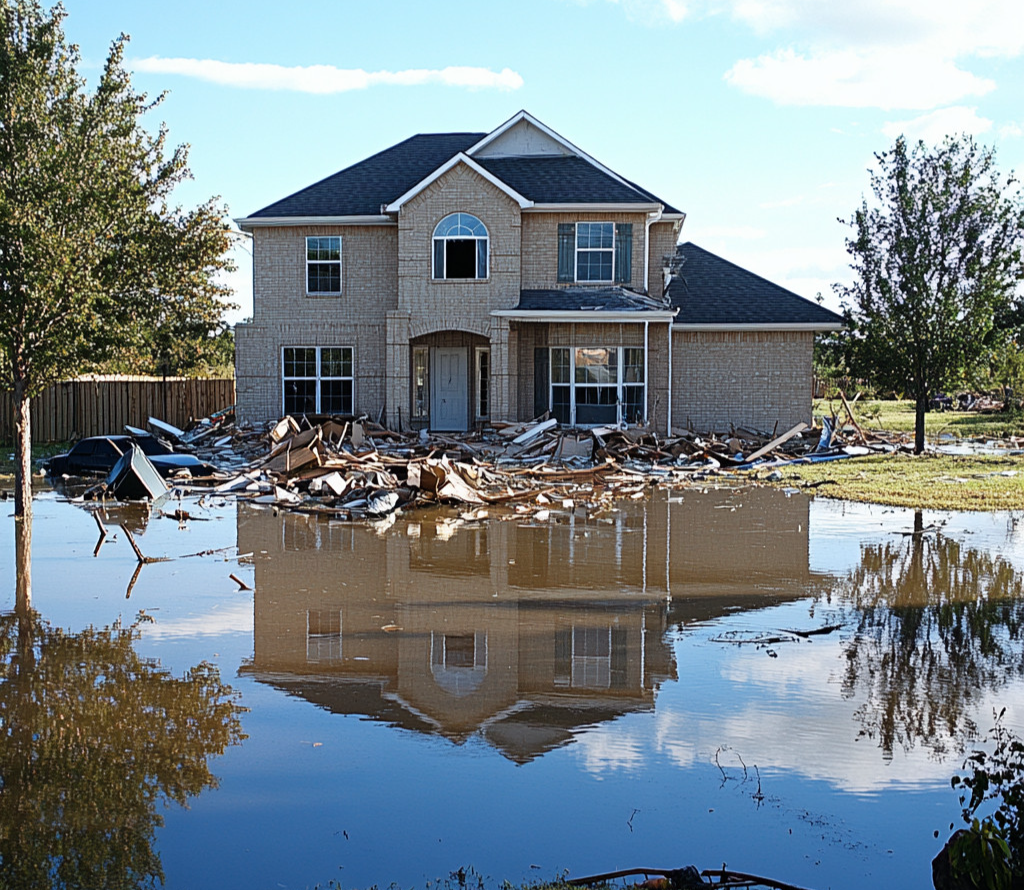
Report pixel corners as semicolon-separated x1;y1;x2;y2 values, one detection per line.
3;485;1024;889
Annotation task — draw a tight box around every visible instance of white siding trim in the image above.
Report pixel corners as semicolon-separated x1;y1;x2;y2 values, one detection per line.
385;153;533;212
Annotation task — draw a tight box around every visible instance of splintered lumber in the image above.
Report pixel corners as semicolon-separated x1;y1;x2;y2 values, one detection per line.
838;389;868;444
511;418;557;445
270;416;301;444
742;422;808;464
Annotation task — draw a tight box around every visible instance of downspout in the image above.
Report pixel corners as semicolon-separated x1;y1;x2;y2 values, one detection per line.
667;319;673;434
643;320;649;426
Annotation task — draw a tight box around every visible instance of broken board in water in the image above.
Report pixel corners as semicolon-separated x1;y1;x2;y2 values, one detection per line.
104;445;169;501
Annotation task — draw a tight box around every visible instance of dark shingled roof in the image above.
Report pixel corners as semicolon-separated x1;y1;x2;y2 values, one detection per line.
474;156;681;212
249;133;484;218
667;242;845;327
247;133;682;218
517;287;671;312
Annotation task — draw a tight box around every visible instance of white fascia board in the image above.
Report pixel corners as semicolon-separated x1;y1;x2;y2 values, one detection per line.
385;153;533;212
235;215;395;229
493;309;678;322
467;110;650;197
673;322;845;332
524;203;662;213
661;212;686;222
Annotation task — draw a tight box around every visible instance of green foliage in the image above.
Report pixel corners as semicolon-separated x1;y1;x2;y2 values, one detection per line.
0;0;236;513
0;611;247;889
837;134;1024;453
951;711;1024;886
949;821;1014;890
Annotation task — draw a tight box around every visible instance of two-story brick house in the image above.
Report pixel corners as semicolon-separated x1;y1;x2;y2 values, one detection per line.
235;111;843;435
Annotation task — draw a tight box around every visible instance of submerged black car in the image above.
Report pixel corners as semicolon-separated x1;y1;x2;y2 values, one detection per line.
46;435;217;478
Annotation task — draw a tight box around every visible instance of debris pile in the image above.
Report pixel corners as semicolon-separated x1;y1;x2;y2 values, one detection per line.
90;401;905;518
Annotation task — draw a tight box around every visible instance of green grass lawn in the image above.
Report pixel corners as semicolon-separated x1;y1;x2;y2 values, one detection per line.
813;398;1024;441
0;442;68;481
755;452;1024;511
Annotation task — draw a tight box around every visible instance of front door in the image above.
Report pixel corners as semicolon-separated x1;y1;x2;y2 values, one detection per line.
431;347;468;431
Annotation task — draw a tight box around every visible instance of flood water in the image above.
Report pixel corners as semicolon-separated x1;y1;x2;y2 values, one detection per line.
4;484;1024;890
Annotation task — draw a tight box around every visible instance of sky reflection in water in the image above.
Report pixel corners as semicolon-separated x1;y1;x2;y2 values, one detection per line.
3;487;1024;890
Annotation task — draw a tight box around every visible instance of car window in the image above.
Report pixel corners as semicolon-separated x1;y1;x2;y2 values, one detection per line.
134;436;170;455
72;440;95;455
95;439;123;457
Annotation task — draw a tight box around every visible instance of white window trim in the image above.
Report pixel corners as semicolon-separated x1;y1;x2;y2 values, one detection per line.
550;345;645;427
432;212;490;280
306;609;342;664
474;346;490;421
305;235;342;295
575;221;615;284
282;346;355;416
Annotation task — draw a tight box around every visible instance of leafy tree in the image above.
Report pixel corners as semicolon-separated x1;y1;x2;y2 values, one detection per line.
835;517;1024;760
837;135;1024;453
0;0;235;518
1;519;246;889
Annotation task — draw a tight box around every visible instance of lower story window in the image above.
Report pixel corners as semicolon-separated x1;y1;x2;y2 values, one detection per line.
283;346;353;416
550;346;644;426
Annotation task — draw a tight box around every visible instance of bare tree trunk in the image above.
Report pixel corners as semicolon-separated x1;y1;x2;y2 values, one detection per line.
13;377;32;519
914;394;927;455
15;513;31;616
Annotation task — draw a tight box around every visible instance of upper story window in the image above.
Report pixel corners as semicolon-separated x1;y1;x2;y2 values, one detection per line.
433;212;488;280
557;222;632;285
576;222;614;281
306;236;341;294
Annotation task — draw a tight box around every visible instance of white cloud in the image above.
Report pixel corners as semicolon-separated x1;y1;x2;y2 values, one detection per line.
574;726;648;775
715;0;1024;109
998;122;1024;139
725;47;994;110
140;600;253;639
600;0;691;23
882;106;994;143
132;57;524;93
726;0;1024;57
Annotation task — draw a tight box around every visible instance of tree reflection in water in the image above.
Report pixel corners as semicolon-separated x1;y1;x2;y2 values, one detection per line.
0;516;247;889
834;512;1024;760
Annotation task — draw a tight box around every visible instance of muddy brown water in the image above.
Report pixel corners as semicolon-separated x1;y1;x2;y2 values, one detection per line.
3;485;1024;889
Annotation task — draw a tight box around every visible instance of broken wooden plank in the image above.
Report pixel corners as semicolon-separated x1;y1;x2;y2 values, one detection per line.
742;422;808;464
511;418;557;445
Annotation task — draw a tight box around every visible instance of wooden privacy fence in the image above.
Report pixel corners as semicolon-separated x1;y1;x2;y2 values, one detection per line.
0;376;235;443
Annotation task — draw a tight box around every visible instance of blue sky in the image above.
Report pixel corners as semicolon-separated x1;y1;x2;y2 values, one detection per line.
60;0;1024;323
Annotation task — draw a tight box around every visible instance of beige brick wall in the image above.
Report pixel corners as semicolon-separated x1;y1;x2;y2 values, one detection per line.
521;212;648;291
398;164;522;337
512;321;672;430
648;221;679;301
671;330;814;434
236;224;397;423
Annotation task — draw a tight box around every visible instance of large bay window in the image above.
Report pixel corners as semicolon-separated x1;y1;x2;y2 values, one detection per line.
550;346;644;426
282;346;353;415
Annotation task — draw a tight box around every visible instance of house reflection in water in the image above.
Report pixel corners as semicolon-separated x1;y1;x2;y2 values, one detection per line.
238;488;814;761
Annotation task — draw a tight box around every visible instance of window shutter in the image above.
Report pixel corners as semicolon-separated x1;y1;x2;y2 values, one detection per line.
534;347;550;417
614;223;632;284
557;223;575;282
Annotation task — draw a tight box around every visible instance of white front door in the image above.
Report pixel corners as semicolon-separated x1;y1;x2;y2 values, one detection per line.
431;347;468;431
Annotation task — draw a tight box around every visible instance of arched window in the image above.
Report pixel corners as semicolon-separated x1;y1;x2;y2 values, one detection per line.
433;212;488;280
